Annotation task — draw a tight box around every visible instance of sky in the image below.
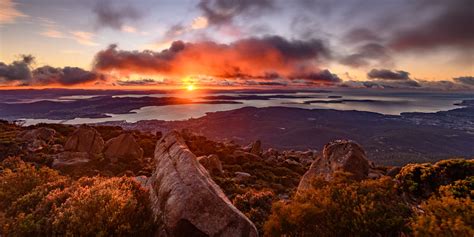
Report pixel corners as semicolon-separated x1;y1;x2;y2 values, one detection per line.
0;0;473;90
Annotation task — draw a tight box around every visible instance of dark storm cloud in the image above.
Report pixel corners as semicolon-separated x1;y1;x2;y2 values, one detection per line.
0;55;34;82
93;0;140;30
289;69;341;83
32;66;104;86
367;69;410;80
198;0;275;25
389;0;474;51
93;36;332;80
0;56;103;86
340;43;391;68
453;76;474;86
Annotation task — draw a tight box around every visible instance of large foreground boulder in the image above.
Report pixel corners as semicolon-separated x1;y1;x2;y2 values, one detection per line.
64;125;104;154
298;140;370;191
104;133;143;163
147;131;258;237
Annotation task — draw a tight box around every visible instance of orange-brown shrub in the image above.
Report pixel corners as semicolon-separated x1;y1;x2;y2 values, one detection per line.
0;158;155;236
264;176;412;237
410;177;474;237
233;189;275;234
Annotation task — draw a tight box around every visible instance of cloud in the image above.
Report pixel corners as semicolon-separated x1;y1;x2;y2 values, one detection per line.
191;16;209;30
94;36;332;82
116;78;171;86
40;29;64;38
198;0;275;25
343;79;421;89
340;43;391;68
453;76;474;86
93;0;140;30
0;56;104;86
288;70;341;84
0;55;33;82
121;25;137;33
389;0;474;51
0;0;27;24
360;68;421;88
342;28;382;44
32;66;104;86
367;69;410;80
70;31;98;46
257;81;287;86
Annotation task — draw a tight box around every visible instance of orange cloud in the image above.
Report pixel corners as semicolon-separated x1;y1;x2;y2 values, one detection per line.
93;36;338;86
0;0;27;24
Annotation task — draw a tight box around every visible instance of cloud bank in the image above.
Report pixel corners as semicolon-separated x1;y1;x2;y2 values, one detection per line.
94;36;339;85
0;56;104;86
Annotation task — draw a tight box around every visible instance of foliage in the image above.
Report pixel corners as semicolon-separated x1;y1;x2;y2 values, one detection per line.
233;189;275;235
0;158;155;236
0;157;62;210
396;159;474;198
410;182;474;237
264;176;412;237
0;121;23;161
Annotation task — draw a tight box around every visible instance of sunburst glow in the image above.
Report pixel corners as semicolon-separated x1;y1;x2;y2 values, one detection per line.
187;84;195;91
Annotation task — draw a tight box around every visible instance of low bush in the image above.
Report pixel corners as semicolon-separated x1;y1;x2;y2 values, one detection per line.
264;176;412;237
0;158;155;236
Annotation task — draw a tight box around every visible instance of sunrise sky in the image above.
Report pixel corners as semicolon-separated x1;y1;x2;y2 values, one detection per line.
0;0;473;89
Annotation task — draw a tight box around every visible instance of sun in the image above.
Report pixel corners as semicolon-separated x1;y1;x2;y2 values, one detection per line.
186;84;195;91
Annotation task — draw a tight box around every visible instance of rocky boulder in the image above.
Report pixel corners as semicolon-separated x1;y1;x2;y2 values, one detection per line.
233;172;252;183
103;133;144;163
51;151;91;175
147;131;258;237
64;125;104;154
298;140;370;191
245;140;262;155
197;154;223;175
17;127;56;152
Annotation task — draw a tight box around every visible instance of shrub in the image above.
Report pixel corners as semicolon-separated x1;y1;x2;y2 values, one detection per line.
411;184;474;237
0;157;62;210
397;159;474;198
49;177;155;236
0;158;155;236
264;176;412;237
233;190;275;234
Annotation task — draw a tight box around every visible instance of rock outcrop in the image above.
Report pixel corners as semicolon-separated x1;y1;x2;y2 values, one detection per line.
147;131;258;237
52;151;90;169
104;133;143;163
64;125;104;154
197;154;223;175
17;127;56;152
54;125;103;173
298;140;370;191
250;140;262;155
233;172;252;183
